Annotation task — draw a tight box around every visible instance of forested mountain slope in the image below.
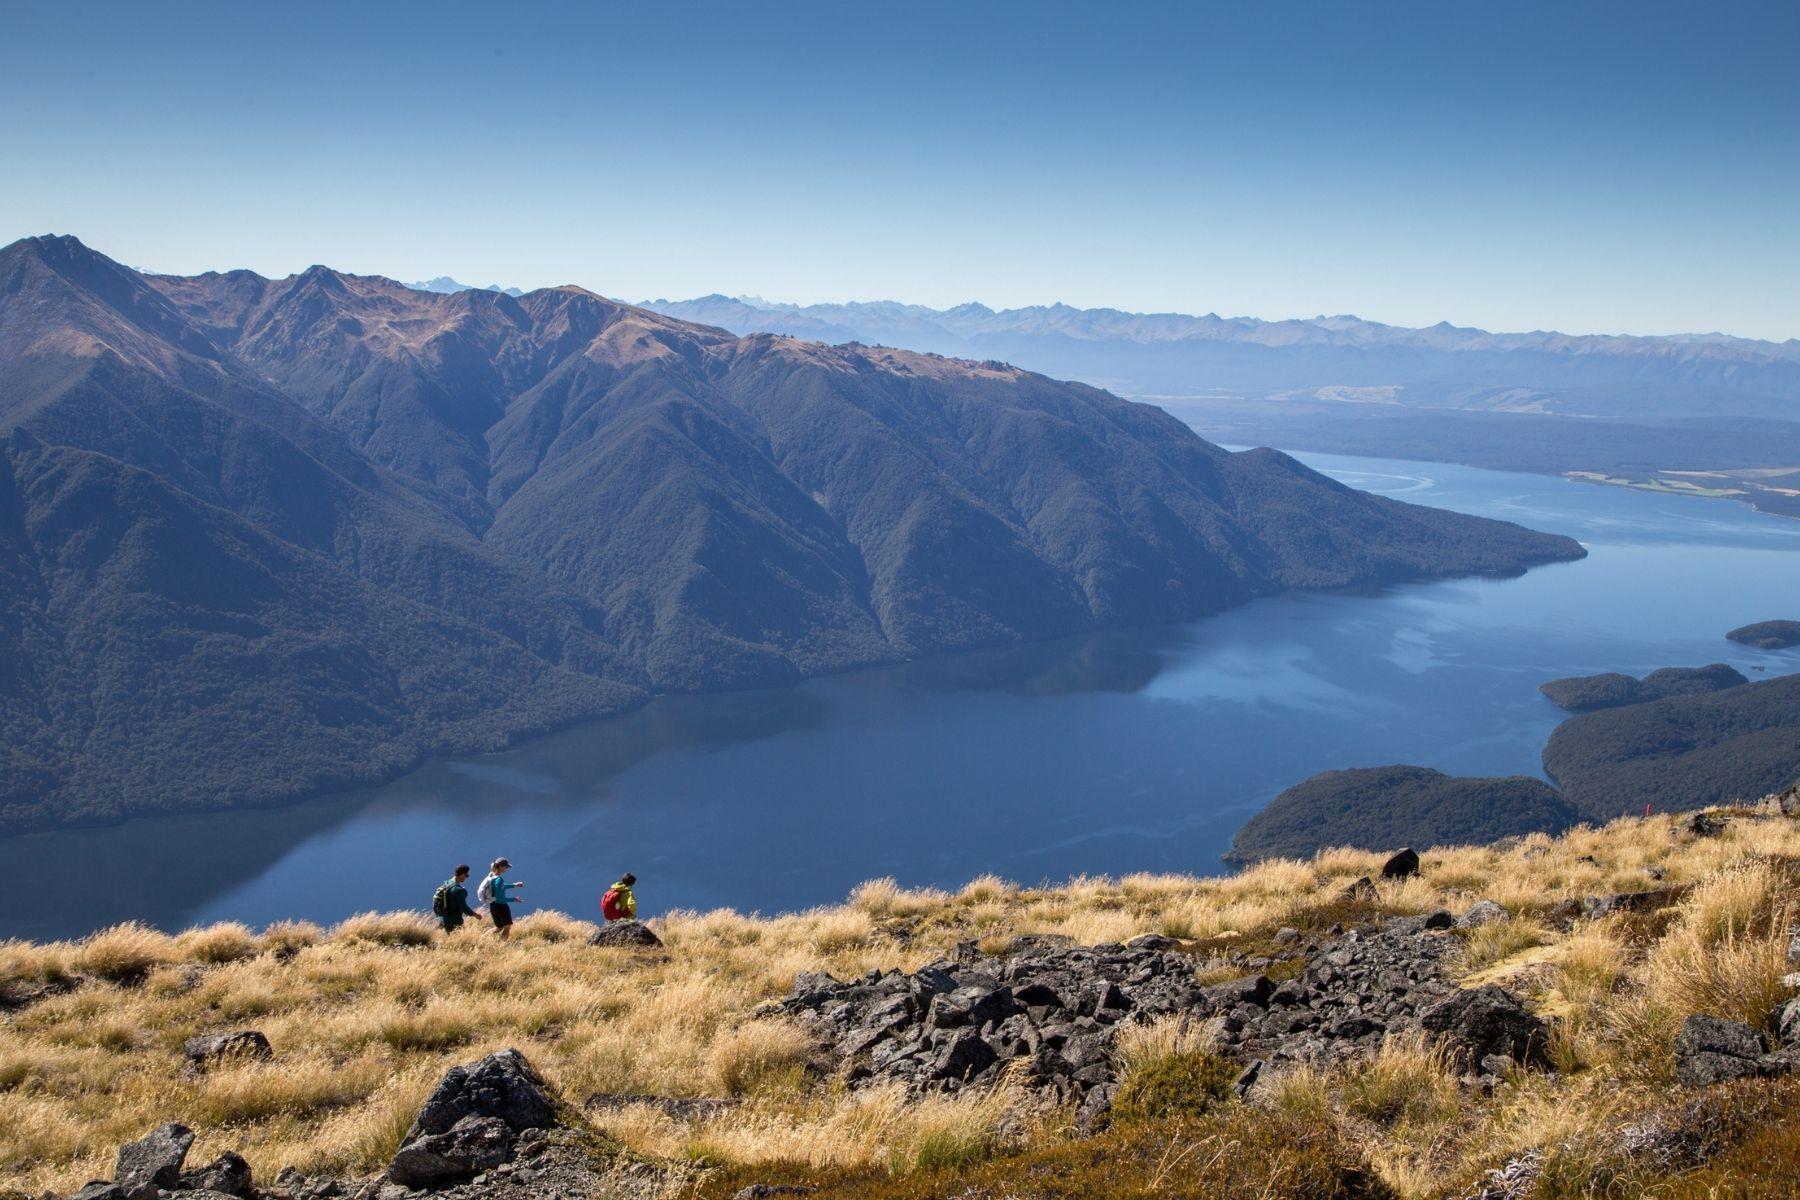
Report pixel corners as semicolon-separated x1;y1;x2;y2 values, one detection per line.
0;235;1583;832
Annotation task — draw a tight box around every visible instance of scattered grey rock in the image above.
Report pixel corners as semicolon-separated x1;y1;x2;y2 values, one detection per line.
1419;986;1551;1069
773;912;1544;1112
585;1093;738;1121
1339;875;1377;901
183;1031;273;1071
180;1151;252;1197
0;973;81;1012
1459;900;1507;928
1381;848;1421;879
1679;811;1729;838
1272;926;1300;946
389;1115;515;1188
65;1184;125;1200
1673;1014;1766;1087
1422;909;1455;930
114;1122;194;1199
1776;997;1800;1044
1547;898;1585;926
730;1187;816;1200
1550;888;1681;927
588;920;662;949
1231;1059;1262;1099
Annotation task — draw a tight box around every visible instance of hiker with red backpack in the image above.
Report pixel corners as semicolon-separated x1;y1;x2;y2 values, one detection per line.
601;873;638;922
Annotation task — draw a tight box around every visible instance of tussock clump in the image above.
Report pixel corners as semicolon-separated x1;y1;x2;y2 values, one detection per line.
1338;1031;1464;1129
177;921;259;965
0;940;72;987
373;1002;476;1052
260;920;323;956
1111;1049;1240;1124
511;910;597;943
706;1020;813;1096
1634;860;1792;1047
73;922;174;982
333;911;437;948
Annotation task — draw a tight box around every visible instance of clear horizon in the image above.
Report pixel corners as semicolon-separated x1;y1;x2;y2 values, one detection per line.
3;1;1795;341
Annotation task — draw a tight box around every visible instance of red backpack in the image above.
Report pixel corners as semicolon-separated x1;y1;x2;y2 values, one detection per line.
600;887;629;921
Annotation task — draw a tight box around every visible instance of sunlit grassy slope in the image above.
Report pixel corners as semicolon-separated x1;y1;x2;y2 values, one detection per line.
5;807;1800;1198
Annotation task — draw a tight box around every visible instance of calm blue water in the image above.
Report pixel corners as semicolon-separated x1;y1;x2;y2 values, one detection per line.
8;451;1800;941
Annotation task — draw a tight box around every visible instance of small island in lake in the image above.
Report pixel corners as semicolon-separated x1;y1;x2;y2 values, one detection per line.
1543;671;1800;820
1538;663;1748;713
1226;764;1576;864
1726;620;1800;649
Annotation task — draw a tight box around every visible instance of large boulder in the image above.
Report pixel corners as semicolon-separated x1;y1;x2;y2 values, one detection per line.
183;1031;272;1071
588;920;662;949
1419;986;1550;1068
114;1123;194;1199
1673;1014;1765;1087
404;1048;557;1142
388;1115;515;1188
390;1049;558;1188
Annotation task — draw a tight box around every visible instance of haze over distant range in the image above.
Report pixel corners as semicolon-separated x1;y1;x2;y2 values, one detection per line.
633;293;1800;518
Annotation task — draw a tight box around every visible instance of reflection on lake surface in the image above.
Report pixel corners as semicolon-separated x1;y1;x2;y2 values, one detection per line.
8;450;1800;939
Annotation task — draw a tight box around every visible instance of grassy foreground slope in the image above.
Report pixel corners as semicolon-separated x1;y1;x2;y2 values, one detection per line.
6;810;1800;1198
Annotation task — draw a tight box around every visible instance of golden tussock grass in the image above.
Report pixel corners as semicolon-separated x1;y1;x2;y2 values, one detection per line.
4;811;1800;1198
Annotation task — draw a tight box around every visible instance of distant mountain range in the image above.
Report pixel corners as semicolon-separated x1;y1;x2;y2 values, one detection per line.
641;294;1800;417
641;295;1800;515
0;236;1581;833
410;276;524;298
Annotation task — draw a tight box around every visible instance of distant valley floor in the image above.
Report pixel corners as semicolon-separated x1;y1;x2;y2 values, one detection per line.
1169;397;1800;521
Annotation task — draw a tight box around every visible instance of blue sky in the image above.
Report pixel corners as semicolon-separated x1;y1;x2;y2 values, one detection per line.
3;1;1795;339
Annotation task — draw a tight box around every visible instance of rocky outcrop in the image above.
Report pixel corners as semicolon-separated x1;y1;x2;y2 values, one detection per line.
404;1049;558;1144
588;921;662;949
769;913;1546;1120
1419;986;1551;1069
115;1123;195;1200
389;1050;559;1188
1673;1015;1766;1087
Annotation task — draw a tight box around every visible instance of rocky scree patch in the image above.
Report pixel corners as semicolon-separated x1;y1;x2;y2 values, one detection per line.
765;911;1550;1122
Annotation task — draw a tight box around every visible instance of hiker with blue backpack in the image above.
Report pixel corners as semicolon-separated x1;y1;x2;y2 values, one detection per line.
431;864;480;933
